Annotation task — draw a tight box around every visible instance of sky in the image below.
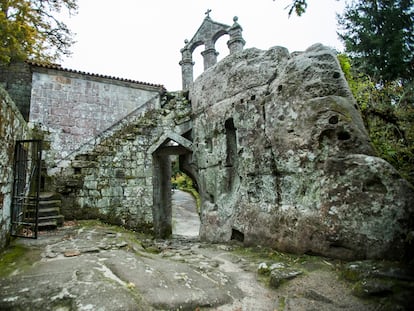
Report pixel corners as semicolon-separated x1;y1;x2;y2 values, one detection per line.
60;0;346;91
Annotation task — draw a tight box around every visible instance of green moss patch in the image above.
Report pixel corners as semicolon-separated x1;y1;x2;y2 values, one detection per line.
0;244;41;277
231;245;337;289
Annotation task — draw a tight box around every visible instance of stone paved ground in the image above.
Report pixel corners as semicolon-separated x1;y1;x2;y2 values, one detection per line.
1;220;404;311
0;191;412;310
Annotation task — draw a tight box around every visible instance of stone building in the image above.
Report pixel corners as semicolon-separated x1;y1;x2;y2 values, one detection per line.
0;15;413;260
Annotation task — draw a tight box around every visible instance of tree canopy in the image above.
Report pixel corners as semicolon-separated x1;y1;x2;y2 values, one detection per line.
337;0;414;84
0;0;78;64
339;54;414;184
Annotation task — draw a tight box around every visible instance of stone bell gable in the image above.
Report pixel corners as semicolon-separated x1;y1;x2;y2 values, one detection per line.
180;13;245;90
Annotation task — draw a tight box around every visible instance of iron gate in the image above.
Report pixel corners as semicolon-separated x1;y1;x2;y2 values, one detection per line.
11;140;42;238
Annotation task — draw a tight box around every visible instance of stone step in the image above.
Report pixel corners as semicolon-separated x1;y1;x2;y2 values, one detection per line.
39;215;64;223
22;192;65;229
26;215;64;223
38;220;58;228
39;192;62;201
38;200;62;208
38;207;61;217
38;192;64;228
26;206;60;214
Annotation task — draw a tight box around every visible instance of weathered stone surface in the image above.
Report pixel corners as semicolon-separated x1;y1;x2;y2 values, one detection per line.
269;268;303;288
341;260;414;309
0;86;31;249
50;91;193;234
64;250;81;257
0;62;33;121
192;44;414;260
0;222;405;310
2;31;412;263
29;66;164;162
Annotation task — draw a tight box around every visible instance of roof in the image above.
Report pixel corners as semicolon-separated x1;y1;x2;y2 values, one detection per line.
27;61;166;91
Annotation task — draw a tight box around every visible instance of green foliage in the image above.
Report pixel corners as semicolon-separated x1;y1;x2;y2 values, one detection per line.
171;172;201;210
0;0;78;64
338;54;414;184
337;54;375;111
364;83;414;184
172;173;191;189
337;0;414;84
273;0;308;16
337;0;414;184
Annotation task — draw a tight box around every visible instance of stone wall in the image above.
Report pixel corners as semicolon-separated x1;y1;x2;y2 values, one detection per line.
29;65;165;166
191;44;414;260
0;87;31;249
52;93;192;234
0;62;33;121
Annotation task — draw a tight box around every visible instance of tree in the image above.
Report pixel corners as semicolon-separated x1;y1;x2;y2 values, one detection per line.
277;0;414;183
0;0;78;64
337;0;414;84
273;0;308;16
336;1;414;184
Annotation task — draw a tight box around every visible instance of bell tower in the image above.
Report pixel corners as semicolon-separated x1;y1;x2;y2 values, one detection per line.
179;11;246;90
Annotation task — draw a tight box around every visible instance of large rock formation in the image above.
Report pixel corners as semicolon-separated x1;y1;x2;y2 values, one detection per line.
191;44;414;260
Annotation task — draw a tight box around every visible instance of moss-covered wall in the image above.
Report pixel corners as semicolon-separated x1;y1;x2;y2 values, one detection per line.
0;87;31;249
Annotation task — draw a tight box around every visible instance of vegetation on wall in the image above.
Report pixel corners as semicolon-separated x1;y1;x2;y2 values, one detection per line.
338;54;414;185
335;0;414;185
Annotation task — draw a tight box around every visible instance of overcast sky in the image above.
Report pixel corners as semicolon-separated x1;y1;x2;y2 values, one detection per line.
60;0;346;91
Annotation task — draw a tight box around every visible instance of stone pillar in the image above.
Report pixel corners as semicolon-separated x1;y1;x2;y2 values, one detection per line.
152;153;172;239
227;16;246;54
202;39;219;70
201;48;219;70
179;42;194;90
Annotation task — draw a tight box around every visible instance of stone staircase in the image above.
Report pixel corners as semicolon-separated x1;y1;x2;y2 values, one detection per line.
37;192;64;229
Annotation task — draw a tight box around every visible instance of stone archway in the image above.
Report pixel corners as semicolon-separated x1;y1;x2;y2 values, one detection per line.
149;133;194;238
179;14;245;90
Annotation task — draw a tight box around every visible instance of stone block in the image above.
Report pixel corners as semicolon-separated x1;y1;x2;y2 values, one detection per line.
269;268;303;288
